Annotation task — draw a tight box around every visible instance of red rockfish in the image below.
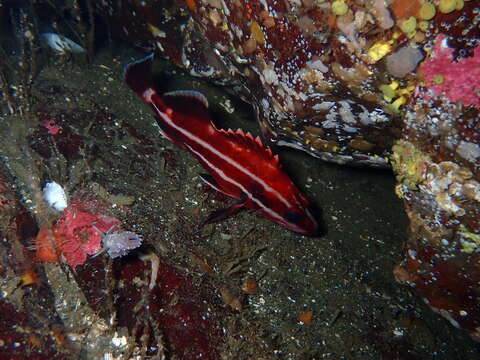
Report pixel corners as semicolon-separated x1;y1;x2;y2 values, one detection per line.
124;54;318;235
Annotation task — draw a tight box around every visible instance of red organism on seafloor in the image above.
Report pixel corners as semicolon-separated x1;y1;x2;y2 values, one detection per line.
35;201;121;269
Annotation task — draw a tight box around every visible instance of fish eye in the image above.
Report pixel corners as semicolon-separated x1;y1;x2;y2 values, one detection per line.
284;210;303;223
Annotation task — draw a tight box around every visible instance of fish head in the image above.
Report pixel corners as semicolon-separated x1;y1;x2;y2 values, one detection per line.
281;205;318;235
256;188;318;236
279;183;319;235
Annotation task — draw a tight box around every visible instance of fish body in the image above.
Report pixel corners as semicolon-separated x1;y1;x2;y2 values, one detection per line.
40;32;85;54
124;54;318;235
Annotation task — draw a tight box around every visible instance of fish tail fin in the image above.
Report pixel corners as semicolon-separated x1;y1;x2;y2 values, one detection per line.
124;53;155;98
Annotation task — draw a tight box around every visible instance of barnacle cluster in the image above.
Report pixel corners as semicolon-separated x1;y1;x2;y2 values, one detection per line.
421;161;475;217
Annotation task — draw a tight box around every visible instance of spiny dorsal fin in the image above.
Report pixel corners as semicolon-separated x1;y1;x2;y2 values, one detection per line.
219;128;280;166
162;90;211;123
163;90;209;108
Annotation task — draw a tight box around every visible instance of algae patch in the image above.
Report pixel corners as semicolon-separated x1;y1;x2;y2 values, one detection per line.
391;140;430;190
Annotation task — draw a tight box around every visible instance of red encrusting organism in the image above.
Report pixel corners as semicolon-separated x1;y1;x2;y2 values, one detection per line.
35;200;121;269
40;119;62;135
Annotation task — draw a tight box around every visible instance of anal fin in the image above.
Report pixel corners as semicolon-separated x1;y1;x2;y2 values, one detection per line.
199;173;223;193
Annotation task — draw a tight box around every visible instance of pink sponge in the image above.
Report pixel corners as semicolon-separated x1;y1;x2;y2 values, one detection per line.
418;34;480;108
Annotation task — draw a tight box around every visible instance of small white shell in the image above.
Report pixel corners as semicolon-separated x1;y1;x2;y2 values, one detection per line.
41;33;86;54
43;181;68;212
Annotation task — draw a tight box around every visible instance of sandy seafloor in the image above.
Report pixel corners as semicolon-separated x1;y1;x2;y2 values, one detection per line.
0;47;479;359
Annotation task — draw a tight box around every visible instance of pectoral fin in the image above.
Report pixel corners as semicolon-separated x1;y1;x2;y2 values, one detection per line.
202;199;247;225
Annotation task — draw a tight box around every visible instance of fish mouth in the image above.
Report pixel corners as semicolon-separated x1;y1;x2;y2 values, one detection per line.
296;209;319;236
296;224;319;236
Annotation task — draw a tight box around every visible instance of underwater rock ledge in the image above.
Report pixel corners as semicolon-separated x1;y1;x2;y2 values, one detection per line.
102;0;480;340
